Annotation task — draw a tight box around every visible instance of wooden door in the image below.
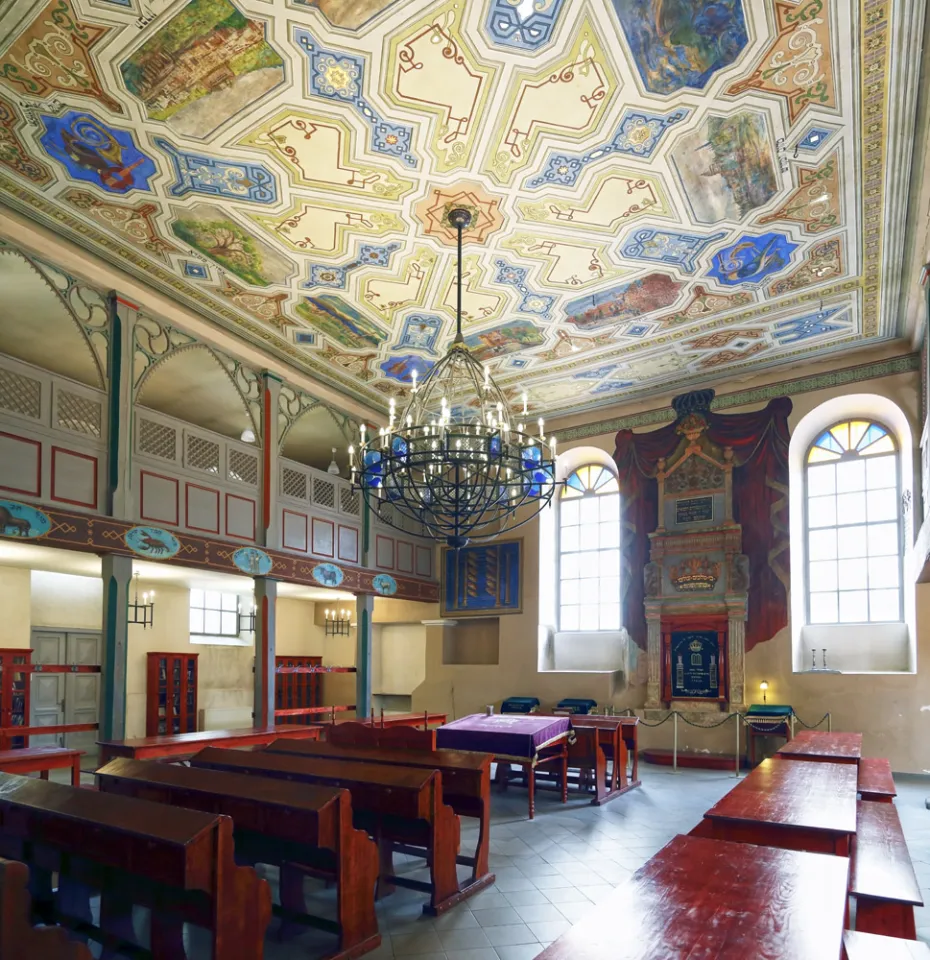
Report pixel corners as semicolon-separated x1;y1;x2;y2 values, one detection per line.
64;633;100;754
30;632;65;747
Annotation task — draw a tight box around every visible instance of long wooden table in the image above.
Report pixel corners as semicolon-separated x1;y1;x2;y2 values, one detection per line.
776;730;863;764
0;746;83;786
97;757;380;960
539;834;849;959
190;745;464;915
96;723;322;764
0;772;270;959
326;711;448;729
700;756;857;855
265;737;494;895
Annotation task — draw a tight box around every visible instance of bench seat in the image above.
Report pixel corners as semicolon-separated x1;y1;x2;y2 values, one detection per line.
852;800;923;939
844;930;930;958
858;758;896;802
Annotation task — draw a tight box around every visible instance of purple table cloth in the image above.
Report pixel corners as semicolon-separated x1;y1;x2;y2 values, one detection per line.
436;714;571;760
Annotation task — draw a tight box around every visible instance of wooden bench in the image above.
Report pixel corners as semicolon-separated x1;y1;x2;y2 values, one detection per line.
265;737;494;897
844;930;930;959
858;758;896;802
0;746;83;786
190;745;464;915
327;721;436;750
0;771;271;959
852;800;923;939
776;730;862;764
96;723;322;765
96;757;380;960
0;857;91;960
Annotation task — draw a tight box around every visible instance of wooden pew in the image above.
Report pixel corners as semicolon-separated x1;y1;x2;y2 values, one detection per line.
0;771;270;959
852;800;923;938
858;758;896;802
265;737;494;896
0;747;83;786
96;757;380;960
0;857;91;960
327;721;436;751
97;723;322;765
844;930;930;959
190;746;464;915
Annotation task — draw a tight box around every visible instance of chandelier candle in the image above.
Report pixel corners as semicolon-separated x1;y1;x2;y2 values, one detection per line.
349;208;559;548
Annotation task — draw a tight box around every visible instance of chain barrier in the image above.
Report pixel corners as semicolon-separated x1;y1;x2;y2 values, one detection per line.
599;708;832;778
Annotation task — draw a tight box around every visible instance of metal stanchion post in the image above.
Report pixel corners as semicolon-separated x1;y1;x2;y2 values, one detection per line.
790;713;796;741
734;715;741;778
827;712;832;732
672;712;678;774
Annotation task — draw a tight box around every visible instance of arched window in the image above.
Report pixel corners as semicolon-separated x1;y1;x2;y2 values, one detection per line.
559;465;620;631
806;419;901;624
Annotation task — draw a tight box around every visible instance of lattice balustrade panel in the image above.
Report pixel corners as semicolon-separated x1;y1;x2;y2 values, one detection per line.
186;434;220;474
0;367;41;420
340;486;360;516
228;448;259;486
281;467;307;500
138;418;177;461
56;390;102;439
312;476;336;510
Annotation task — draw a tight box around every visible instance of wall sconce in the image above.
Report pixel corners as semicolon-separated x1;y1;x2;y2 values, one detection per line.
759;680;769;704
238;601;257;633
128;572;155;629
325;608;351;636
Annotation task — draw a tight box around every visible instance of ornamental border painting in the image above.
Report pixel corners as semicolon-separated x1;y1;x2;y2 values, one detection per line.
441;539;522;617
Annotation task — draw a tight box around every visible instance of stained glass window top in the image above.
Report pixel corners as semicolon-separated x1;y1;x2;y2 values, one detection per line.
561;464;620;499
807;420;895;463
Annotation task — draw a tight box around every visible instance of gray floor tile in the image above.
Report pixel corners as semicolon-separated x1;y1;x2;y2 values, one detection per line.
482;923;539;947
494;944;544;960
444;950;500;960
472;907;522;927
526;920;571;942
437;927;493;951
501;889;550;908
512;904;565;925
392;928;444;955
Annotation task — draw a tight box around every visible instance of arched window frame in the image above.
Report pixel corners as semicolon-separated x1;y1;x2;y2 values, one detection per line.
557;463;621;632
803;418;903;626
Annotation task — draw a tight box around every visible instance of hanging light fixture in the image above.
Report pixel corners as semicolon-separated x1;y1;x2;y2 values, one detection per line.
238;600;257;634
349;208;558;548
128;572;155;629
324;608;351;636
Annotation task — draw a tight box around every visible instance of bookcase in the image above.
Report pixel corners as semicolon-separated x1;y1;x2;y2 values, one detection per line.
146;652;198;737
275;655;322;726
0;649;31;748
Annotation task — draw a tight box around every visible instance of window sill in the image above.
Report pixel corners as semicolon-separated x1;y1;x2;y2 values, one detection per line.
793;668;916;676
189;634;252;647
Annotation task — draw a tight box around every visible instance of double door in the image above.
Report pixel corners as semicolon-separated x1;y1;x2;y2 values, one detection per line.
30;631;100;754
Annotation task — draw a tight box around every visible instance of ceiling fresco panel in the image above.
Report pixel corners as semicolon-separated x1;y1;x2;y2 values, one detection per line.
0;0;915;418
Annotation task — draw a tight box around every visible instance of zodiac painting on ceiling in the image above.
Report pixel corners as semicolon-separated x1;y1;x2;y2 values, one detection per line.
39;112;155;193
565;274;683;331
611;0;749;95
379;354;436;384
707;233;798;287
120;0;285;139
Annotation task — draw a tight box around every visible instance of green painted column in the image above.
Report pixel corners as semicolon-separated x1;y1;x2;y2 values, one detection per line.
108;296;136;520
253;577;277;728
258;372;282;549
355;594;374;720
100;553;132;740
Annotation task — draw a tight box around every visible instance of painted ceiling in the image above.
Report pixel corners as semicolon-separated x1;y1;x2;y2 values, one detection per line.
0;0;916;419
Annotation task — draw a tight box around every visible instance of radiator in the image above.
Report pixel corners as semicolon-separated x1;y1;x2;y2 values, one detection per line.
198;706;253;730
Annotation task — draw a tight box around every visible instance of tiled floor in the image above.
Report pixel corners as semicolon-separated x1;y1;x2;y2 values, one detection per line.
58;765;930;958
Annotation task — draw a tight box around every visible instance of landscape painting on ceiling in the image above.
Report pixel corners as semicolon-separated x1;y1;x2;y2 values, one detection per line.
297;295;389;350
120;0;285;138
671;112;779;223
565;274;684;330
612;0;749;94
171;203;292;286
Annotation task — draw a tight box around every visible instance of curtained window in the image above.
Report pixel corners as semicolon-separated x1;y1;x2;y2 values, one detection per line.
805;420;902;624
559;465;621;631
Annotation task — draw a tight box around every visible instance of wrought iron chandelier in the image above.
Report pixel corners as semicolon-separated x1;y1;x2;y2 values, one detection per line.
349;208;558;548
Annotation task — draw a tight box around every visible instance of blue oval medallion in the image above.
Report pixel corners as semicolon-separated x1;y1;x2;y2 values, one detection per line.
123;526;180;559
0;500;51;539
312;562;344;587
372;573;397;596
232;547;273;576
